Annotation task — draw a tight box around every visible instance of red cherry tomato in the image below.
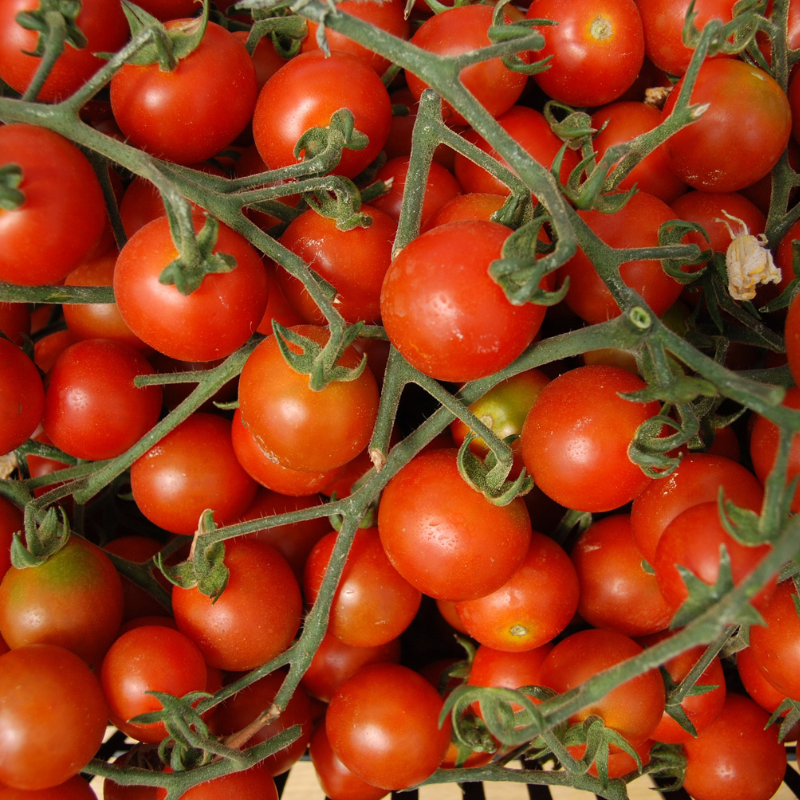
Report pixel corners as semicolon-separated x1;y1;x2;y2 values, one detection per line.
0;336;44;455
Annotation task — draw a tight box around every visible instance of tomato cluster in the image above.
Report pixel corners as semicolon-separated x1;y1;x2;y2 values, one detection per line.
1;0;800;799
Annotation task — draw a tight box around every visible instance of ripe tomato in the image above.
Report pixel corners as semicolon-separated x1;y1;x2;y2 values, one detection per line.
326;663;452;791
0;775;99;799
252;51;391;179
520;365;660;512
172;538;302;671
787;290;800;386
113;213;269;362
558;192;684;324
301;632;401;704
378;448;532;601
0;124;106;286
42;339;162;462
653;501;776;613
100;624;207;744
539;628;666;745
0;0;128;102
454;531;579;651
0;536;124;666
110;20;257;165
0;644;108;790
0;497;23;582
155;763;278;800
749;579;800;702
571;514;672;637
405;5;530;126
276;206;397;326
422;192;508;231
525;0;645;107
130;412;258;536
0;336;44;455
0;301;31;345
638;629;726;745
304;527;422;648
238;325;380;473
682;693;786;800
381;220;547;382
630;453;764;566
661;59;791;193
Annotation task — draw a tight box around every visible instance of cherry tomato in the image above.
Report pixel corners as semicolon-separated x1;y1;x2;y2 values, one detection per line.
406;5;530;126
0;497;22;582
238;325;380;473
682;693;786;800
252;51;391;179
155;763;278;800
326;663;452;791
381;220;547;382
661;59;791;193
520;365;660;512
572;514;672;637
0;536;124;666
467;643;553;711
422;192;508;231
172;538;302;671
377;448;532;601
454;531;579;651
0;644;108;790
110;20;258;165
0;336;44;455
304;527;422;648
130;412;258;536
113;213;269;362
0;124;106;286
525;0;645;107
0;776;99;800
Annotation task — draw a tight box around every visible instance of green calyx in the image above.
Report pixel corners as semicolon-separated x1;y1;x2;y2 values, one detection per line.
10;505;70;568
16;0;86;57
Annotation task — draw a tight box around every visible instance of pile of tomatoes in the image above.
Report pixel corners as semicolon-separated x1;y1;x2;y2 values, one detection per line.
2;0;800;798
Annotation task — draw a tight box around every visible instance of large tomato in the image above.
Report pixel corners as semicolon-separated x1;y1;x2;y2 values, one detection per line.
113;213;269;362
0;124;106;286
0;536;124;666
381;220;547;383
0;644;108;790
661;59;792;193
377;448;532;601
520;365;660;512
325;663;452;791
238;325;380;473
0;0;128;102
525;0;645;107
110;20;258;165
252;51;391;179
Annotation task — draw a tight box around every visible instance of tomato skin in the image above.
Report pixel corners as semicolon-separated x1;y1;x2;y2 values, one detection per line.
0;776;99;799
0;302;31;345
682;693;786;800
277;206;397;326
301;632;402;703
520;365;659;513
749;579;800;702
0;336;44;455
661;60;792;193
0;497;23;583
100;625;207;744
558;192;683;324
155;764;279;800
111;21;257;165
377;448;532;601
630;453;764;566
113;214;269;362
326;663;452;791
0;0;128;102
454;531;579;651
304;527;422;648
653;501;776;613
572;515;672;638
0;124;106;286
423;192;507;231
131;412;258;536
381;220;546;383
539;628;666;745
252;51;391;179
406;5;530;126
0;644;108;791
0;537;124;666
787;290;800;387
172;538;302;671
238;325;380;473
525;0;644;107
42;339;163;462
